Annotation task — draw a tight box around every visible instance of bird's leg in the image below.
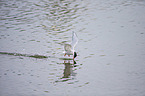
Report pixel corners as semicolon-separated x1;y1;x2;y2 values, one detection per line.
64;53;66;56
68;55;70;57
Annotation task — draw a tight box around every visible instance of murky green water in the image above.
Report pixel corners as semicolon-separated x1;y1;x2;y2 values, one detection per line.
1;0;145;96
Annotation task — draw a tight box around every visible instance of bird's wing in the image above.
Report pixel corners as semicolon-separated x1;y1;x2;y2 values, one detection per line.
71;32;78;50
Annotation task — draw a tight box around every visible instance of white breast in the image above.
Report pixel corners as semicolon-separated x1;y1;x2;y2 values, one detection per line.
64;44;73;55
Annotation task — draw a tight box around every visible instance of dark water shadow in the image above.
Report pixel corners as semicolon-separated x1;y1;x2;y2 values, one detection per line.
59;57;74;60
0;52;51;59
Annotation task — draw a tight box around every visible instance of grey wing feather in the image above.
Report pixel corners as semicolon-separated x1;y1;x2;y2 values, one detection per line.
71;32;78;49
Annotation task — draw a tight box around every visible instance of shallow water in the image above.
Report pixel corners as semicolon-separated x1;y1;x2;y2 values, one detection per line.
0;0;145;96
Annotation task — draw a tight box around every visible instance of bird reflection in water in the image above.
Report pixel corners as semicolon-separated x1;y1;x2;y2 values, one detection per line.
63;60;76;78
56;60;78;83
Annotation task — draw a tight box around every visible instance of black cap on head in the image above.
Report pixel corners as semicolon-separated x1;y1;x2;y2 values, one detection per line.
74;52;77;59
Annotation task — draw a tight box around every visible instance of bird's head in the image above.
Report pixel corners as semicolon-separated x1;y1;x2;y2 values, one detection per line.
73;52;77;59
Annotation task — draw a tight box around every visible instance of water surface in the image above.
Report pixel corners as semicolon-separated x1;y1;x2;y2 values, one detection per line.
0;0;145;96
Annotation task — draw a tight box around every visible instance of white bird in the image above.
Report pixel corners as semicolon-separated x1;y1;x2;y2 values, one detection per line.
64;32;78;59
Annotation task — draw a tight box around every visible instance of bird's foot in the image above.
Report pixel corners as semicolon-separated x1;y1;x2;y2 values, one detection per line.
64;53;66;56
